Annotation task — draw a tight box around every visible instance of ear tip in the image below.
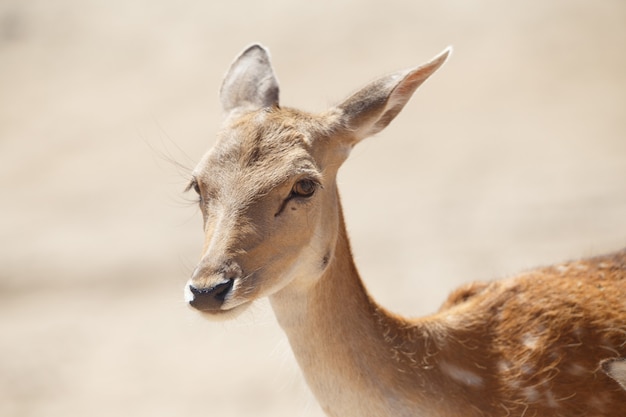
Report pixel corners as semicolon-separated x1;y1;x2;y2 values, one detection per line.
434;45;453;63
242;43;270;58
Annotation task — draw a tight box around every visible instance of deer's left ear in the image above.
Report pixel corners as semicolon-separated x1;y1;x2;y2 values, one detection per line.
334;47;451;145
220;44;280;119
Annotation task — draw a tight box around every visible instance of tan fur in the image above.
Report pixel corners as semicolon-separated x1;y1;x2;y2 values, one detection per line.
185;44;626;416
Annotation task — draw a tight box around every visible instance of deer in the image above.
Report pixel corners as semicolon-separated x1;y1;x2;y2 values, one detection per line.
183;44;626;417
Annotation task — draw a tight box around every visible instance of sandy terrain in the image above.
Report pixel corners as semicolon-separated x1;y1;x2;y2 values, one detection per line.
1;1;625;416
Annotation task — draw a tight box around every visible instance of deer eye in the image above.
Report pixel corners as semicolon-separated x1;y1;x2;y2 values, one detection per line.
185;178;203;203
291;179;318;198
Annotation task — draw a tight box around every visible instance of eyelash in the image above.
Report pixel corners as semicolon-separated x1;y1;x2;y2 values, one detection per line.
186;179;203;203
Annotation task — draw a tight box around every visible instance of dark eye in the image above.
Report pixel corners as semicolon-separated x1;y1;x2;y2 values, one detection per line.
291;179;317;198
186;179;203;203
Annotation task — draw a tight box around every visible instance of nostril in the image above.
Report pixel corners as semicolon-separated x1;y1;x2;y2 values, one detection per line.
190;279;234;300
212;279;234;301
188;279;235;311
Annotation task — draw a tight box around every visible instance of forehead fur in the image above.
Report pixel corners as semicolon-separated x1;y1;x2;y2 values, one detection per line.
197;107;335;201
220;108;314;167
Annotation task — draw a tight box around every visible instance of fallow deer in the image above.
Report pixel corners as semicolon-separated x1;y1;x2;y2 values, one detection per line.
184;44;626;417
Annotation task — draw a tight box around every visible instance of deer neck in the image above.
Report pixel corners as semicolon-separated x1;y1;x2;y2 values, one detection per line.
269;203;447;417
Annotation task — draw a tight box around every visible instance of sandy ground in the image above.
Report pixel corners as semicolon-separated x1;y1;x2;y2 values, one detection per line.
1;1;625;416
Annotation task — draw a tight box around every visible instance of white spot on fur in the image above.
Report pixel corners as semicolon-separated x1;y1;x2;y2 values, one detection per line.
520;363;534;376
497;360;512;373
566;363;588;376
522;333;539;350
544;390;559;408
574;263;589;271
603;358;626;390
573;326;585;338
440;361;484;388
522;387;539;402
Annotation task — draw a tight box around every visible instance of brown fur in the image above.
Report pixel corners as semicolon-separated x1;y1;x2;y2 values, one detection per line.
427;250;626;416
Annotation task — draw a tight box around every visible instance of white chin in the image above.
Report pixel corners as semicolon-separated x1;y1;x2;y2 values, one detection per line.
189;301;252;322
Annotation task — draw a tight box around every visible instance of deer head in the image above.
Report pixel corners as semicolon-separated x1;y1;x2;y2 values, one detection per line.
184;44;450;319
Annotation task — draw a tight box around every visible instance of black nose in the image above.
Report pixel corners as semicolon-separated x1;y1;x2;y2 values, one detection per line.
188;279;234;312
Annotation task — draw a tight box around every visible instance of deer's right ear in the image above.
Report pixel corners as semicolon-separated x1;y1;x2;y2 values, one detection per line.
334;47;450;145
220;44;280;118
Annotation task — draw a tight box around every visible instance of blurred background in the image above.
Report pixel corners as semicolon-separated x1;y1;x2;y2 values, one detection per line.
1;0;625;416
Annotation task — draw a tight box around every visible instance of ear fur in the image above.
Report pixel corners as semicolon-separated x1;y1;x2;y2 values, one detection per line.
220;44;280;118
336;47;451;144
